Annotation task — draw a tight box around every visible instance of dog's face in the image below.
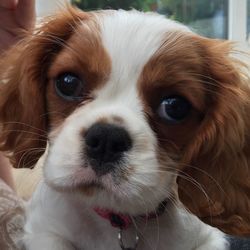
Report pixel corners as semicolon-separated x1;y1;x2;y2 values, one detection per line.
44;10;192;213
0;8;246;215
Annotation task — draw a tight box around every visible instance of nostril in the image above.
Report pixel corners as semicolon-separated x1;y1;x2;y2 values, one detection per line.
86;136;100;150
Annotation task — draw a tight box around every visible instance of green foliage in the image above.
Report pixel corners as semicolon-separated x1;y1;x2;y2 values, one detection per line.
72;0;227;23
160;0;228;23
72;0;156;11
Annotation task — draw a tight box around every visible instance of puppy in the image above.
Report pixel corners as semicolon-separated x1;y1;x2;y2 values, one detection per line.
0;7;249;249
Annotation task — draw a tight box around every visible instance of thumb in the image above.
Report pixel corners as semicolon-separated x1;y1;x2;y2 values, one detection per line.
0;0;18;9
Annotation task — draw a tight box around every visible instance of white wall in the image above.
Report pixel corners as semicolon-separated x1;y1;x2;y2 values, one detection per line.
36;0;70;17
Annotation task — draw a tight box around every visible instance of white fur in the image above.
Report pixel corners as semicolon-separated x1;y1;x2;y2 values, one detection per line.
24;181;229;250
24;10;229;250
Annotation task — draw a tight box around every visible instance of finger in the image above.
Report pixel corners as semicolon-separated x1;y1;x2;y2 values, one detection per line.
15;0;36;30
0;28;17;52
0;0;18;9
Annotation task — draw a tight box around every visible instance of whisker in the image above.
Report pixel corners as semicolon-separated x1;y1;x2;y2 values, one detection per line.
16;148;46;168
1;122;47;134
2;129;47;139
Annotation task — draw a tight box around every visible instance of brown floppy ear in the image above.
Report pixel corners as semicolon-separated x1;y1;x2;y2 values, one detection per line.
0;7;86;168
178;36;250;236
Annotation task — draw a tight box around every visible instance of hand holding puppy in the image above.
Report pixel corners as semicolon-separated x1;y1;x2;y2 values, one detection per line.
0;0;35;51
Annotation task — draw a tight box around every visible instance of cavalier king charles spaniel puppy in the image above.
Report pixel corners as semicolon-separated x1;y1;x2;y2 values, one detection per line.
0;6;249;250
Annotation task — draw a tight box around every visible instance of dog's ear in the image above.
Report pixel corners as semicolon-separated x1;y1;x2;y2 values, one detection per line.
0;7;86;168
178;36;250;235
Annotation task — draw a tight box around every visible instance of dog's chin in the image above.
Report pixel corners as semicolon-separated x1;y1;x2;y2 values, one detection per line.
46;172;171;216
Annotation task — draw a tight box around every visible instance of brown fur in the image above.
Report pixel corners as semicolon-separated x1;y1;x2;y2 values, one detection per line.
0;7;91;168
0;8;249;236
47;17;111;129
178;37;250;236
139;32;250;236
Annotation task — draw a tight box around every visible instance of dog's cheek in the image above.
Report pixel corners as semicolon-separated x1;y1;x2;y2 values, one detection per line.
127;132;174;191
44;121;85;184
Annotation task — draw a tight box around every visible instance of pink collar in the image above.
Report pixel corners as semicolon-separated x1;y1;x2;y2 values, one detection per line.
94;200;168;230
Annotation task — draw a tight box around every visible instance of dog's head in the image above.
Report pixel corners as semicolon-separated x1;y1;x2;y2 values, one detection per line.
0;8;248;215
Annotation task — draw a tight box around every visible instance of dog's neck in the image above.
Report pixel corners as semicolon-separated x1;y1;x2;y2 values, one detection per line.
94;199;169;230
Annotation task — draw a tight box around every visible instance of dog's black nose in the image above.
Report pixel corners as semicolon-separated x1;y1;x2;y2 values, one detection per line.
85;123;132;175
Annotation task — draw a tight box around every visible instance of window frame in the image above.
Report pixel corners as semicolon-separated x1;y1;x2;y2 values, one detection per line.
228;0;247;42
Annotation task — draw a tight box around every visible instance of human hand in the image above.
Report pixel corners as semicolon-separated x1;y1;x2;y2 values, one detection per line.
0;0;36;52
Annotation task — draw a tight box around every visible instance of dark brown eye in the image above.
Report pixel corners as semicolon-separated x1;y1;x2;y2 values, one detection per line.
55;73;85;101
157;96;191;124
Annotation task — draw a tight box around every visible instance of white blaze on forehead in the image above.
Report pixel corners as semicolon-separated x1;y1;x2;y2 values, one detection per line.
91;10;190;107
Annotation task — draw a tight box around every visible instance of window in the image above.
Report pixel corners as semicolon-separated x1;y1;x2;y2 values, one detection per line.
72;0;228;38
229;0;247;42
36;0;70;17
36;0;249;42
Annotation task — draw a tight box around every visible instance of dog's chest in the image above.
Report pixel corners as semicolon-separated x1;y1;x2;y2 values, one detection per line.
28;183;187;250
72;213;173;250
67;207;192;250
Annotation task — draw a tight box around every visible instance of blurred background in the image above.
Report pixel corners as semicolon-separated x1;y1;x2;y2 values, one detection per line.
36;0;249;43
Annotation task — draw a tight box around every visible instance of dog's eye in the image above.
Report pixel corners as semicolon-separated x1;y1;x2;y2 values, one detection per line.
55;73;84;101
157;96;191;123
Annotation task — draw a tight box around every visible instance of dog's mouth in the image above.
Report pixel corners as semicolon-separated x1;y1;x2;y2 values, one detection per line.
46;164;125;196
76;181;104;196
46;177;104;195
